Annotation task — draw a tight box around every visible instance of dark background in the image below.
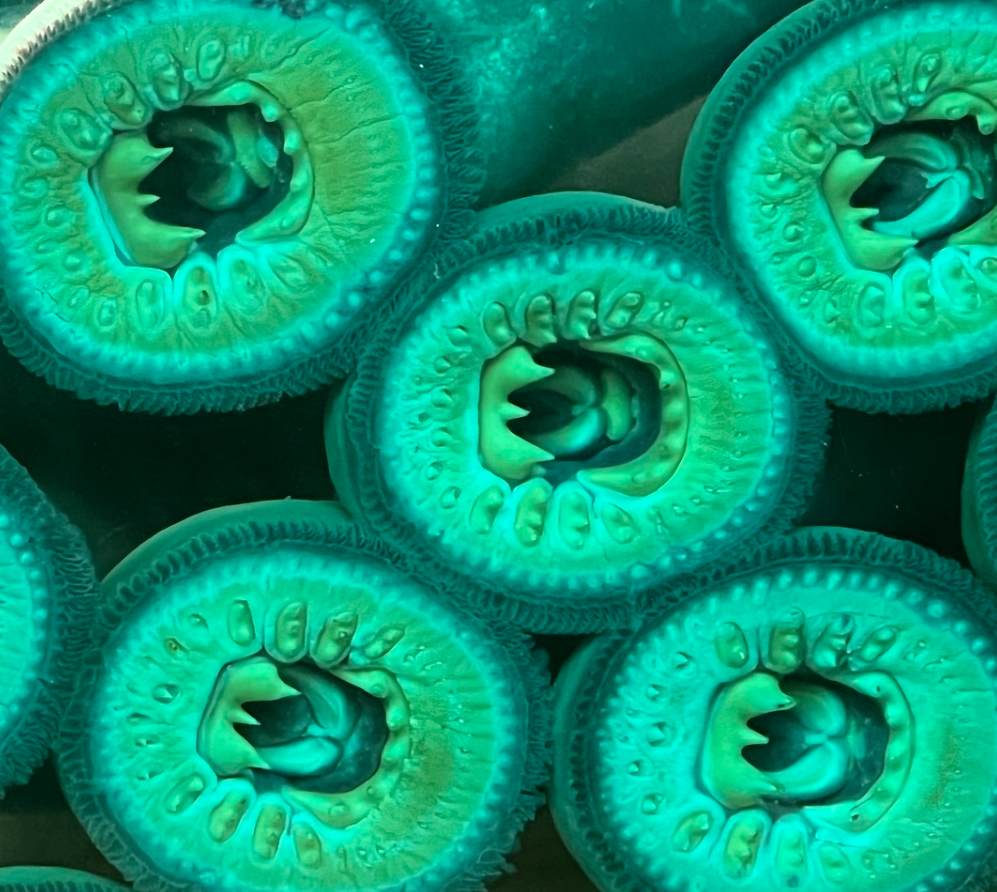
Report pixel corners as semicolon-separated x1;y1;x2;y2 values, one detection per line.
0;96;985;891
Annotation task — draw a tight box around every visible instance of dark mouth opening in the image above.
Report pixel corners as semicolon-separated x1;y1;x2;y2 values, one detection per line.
742;668;888;807
853;118;997;257
236;662;388;795
506;341;661;486
142;104;292;256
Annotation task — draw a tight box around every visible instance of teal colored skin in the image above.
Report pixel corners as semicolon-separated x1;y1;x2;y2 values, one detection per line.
0;0;812;207
57;500;550;892
962;398;997;588
419;0;811;205
326;193;829;633
0;868;128;892
684;0;997;413
0;443;97;795
551;528;997;892
0;0;472;413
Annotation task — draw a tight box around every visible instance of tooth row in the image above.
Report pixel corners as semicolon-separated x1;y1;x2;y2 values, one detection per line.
709;612;901;675
666;808;855;885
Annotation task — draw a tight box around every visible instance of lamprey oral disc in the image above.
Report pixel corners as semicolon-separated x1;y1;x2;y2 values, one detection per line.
0;0;475;412
325;193;828;632
552;527;997;892
684;0;997;412
56;500;549;892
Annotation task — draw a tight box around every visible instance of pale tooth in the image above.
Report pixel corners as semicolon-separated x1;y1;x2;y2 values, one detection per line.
822;149;916;270
479;346;554;480
208;790;252;842
772;816;809;887
714;622;750;669
558;490;590;550
469;486;505;533
765;607;804;673
514;479;552;546
722;812;767;878
672;811;712;853
809;614;854;671
702;674;795;809
252;804;287;860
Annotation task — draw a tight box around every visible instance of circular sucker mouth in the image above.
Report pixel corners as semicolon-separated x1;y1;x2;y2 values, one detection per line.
550;529;997;892
479;329;687;493
58;502;546;892
336;200;822;616
91;89;307;268
689;2;997;403
0;0;450;410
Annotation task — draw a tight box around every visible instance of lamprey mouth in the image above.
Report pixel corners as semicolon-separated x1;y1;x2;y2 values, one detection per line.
0;0;446;407
355;220;804;603
703;662;902;825
91;83;311;271
553;538;997;892
705;5;997;395
199;656;393;800
479;336;686;494
824;119;997;274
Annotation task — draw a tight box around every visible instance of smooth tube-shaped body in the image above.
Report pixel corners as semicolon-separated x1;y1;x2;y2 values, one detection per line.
0;442;96;795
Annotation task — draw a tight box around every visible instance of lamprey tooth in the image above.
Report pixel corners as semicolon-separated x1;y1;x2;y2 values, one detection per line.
482;302;515;347
164;775;205;814
311;615;357;669
273;601;307;660
579;333;688;496
470;486;505;533
514;479;552;546
522;294;557;346
772;816;809;887
672;811;713;853
818;843;854;883
479;346;554;480
598;368;634;441
722;812;768;878
92;132;204;269
198;656;300;776
564;289;597;339
558;489;591;550
702;674;795;809
809;614;854;672
208;789;252;843
765;608;805;673
714;621;750;669
252;804;287;860
227;599;256;646
822;149;917;271
292;822;322;867
853;626;898;665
